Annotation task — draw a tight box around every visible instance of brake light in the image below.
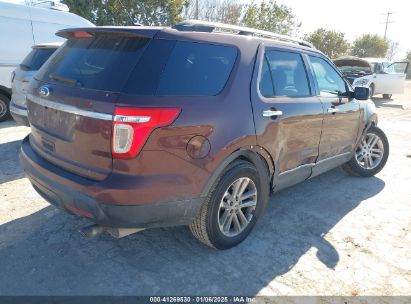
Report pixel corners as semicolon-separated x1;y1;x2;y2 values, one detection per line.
112;107;181;159
71;31;93;38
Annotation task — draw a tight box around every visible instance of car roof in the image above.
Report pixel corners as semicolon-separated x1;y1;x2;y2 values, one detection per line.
56;22;322;56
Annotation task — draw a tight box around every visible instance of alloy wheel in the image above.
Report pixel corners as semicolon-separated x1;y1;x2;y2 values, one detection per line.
355;133;385;170
218;177;257;237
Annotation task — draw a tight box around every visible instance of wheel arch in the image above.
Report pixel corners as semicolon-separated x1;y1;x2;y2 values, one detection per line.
0;85;11;99
200;147;274;198
365;113;378;130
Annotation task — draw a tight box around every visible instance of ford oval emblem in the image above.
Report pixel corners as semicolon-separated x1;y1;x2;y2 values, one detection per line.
39;86;50;97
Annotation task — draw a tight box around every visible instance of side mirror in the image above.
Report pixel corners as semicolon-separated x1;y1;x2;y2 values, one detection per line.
353;87;370;100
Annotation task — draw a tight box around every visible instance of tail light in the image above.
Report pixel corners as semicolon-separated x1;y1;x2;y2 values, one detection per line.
71;31;93;38
112;107;181;159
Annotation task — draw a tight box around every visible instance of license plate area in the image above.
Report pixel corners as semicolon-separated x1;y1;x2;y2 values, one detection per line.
28;101;76;141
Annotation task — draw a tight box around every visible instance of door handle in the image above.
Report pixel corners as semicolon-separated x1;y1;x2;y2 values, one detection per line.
262;110;283;117
327;107;339;114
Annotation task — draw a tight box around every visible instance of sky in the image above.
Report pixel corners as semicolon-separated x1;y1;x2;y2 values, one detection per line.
3;0;411;59
275;0;411;60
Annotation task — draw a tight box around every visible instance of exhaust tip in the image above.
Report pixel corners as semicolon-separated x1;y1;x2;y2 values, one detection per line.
80;224;104;238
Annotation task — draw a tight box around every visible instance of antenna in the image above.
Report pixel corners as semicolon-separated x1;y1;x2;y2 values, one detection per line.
380;9;394;40
118;0;136;26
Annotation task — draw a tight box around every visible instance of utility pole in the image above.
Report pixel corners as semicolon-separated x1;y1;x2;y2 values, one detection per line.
195;0;199;20
381;10;394;40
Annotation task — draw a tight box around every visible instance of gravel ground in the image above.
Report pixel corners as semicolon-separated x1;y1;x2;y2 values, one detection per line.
0;82;410;296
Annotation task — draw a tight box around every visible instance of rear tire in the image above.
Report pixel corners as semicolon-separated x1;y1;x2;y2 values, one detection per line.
190;160;267;249
342;126;389;177
382;94;392;100
0;94;11;122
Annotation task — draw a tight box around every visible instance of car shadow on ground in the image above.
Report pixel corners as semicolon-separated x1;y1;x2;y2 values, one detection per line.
0;167;385;295
0;139;25;184
372;97;404;109
0;119;19;130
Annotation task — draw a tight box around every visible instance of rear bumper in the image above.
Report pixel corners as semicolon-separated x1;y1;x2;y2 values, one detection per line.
20;136;202;228
10;101;29;127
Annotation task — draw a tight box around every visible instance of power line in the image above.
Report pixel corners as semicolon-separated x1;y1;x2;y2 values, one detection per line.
380;10;394;40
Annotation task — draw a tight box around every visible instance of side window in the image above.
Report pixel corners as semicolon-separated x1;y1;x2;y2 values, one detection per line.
259;56;274;97
124;40;237;96
259;50;311;97
309;56;347;96
157;42;237;96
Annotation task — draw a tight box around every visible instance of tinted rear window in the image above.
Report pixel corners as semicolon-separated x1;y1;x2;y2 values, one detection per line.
124;40;237;96
21;48;57;71
36;35;149;92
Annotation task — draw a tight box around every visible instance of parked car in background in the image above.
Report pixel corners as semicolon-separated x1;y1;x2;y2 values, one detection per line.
334;56;409;99
10;42;62;126
0;0;93;122
20;21;389;249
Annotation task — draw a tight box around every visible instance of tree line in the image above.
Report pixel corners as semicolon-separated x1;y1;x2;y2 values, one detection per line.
61;0;410;60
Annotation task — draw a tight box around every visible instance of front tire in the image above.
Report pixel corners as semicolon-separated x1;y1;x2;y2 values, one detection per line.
0;94;11;122
190;160;268;249
342;126;389;177
382;94;392;100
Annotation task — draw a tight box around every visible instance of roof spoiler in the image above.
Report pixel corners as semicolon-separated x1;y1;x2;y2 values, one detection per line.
56;27;162;39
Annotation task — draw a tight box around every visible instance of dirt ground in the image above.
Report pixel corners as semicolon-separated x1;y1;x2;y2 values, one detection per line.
0;82;410;296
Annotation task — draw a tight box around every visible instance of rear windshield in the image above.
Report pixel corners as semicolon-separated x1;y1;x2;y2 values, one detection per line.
36;35;149;92
36;35;237;95
21;48;57;71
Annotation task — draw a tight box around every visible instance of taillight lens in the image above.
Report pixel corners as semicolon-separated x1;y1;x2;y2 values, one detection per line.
112;107;181;159
71;31;93;38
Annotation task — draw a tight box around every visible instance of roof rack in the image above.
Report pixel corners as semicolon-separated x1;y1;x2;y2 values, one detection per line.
172;20;314;49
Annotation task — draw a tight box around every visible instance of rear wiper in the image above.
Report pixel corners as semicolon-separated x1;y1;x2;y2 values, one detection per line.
49;73;80;86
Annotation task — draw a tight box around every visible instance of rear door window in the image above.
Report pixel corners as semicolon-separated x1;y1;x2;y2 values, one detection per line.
259;56;275;97
36;35;149;92
124;40;237;96
259;50;311;97
20;48;57;71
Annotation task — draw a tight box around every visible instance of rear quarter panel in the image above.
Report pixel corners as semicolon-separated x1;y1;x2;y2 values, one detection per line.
111;34;260;204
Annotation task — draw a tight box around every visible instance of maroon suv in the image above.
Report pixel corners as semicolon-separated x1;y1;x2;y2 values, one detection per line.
20;21;389;249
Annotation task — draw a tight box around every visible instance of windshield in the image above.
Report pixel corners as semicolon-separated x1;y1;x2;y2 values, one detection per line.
36;35;150;92
20;48;57;71
36;34;237;96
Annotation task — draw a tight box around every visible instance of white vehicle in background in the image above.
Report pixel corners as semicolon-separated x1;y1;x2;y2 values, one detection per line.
10;42;62;126
0;0;94;122
334;56;409;100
